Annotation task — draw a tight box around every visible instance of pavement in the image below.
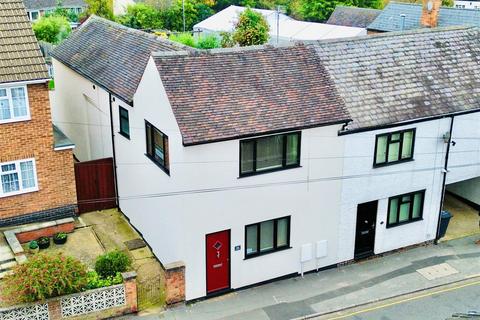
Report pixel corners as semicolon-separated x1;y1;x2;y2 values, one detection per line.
123;234;480;320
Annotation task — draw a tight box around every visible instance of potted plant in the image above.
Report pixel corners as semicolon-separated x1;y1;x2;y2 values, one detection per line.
37;236;50;249
29;240;39;254
53;232;68;245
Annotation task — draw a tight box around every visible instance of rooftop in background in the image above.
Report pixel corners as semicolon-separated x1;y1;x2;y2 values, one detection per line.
0;0;49;84
327;6;382;28
23;0;86;10
313;26;480;132
193;5;366;43
153;45;350;145
368;2;480;32
51;16;193;104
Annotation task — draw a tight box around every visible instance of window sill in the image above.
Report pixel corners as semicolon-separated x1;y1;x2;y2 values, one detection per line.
373;158;414;168
145;153;170;176
244;246;292;260
386;217;423;229
239;165;301;178
0;187;39;198
0;117;31;125
118;131;130;140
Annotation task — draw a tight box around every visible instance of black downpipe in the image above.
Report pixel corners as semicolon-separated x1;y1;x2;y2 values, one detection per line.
109;93;119;207
434;116;454;244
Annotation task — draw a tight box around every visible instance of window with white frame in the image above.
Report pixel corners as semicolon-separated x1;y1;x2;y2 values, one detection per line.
0;86;30;123
0;159;38;197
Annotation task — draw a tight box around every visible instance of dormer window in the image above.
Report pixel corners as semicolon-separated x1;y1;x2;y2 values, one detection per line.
374;128;415;167
0;86;30;124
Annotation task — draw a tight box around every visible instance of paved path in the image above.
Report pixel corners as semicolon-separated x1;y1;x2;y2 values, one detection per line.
312;278;480;320
125;235;480;320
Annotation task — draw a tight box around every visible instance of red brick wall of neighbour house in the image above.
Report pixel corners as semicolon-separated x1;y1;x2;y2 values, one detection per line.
0;83;76;219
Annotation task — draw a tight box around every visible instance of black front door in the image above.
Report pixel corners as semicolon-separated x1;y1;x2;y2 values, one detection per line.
354;201;378;259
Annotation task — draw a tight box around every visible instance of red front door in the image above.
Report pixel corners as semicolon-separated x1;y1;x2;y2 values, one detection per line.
206;230;230;294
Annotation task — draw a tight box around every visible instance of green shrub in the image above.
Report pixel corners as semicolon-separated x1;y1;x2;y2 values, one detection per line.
86;271;123;290
1;253;88;303
95;250;132;279
169;32;195;47
233;7;270;46
196;34;220;49
220;31;236;48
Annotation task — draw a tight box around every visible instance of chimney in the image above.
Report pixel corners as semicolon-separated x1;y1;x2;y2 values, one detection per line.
421;0;442;28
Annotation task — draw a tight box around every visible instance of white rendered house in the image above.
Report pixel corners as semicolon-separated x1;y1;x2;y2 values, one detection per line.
51;18;480;301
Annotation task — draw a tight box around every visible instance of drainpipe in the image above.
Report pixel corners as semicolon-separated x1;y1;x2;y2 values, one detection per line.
434;115;455;244
400;14;406;31
109;92;119;207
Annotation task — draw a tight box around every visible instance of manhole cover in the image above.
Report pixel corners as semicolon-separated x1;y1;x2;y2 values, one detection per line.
416;263;458;280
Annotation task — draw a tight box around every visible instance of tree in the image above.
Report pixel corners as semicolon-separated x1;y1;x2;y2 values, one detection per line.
85;0;114;19
116;3;164;29
233;7;269;46
32;15;71;44
161;0;214;31
293;0;383;22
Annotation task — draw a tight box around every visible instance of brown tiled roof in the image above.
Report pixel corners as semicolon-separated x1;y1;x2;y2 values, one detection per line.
153;45;350;145
51;16;192;103
0;0;49;84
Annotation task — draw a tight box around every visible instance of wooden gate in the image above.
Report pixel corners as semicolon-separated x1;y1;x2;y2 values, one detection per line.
74;158;116;213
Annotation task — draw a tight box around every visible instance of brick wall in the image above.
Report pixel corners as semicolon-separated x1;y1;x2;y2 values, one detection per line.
0;83;77;221
163;261;186;305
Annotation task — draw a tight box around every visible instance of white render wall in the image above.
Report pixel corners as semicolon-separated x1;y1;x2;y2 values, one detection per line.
51;59;114;161
114;58;347;300
339;119;450;260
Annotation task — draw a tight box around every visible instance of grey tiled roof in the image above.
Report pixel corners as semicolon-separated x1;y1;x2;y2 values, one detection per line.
23;0;86;10
368;2;480;32
0;0;49;84
313;26;480;131
327;6;382;28
153;45;351;145
51;16;191;103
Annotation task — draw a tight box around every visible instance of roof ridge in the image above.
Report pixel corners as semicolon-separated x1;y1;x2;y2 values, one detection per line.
311;25;477;46
334;5;381;11
388;1;480;11
153;42;300;58
85;15;195;51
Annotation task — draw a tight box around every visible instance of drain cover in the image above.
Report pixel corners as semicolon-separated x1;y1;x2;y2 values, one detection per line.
416;263;459;280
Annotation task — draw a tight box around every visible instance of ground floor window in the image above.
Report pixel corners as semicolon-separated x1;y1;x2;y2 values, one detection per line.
0;159;38;197
387;190;425;227
245;216;290;258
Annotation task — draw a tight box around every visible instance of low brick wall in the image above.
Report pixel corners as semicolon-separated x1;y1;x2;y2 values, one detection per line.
16;219;75;243
163;261;185;305
0;272;137;320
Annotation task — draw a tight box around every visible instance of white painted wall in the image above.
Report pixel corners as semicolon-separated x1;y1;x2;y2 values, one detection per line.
114;58;347;300
339;119;450;260
51;59;114;161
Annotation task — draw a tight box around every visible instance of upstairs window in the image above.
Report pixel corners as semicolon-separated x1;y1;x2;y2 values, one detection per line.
119;106;130;138
240;132;300;176
0;86;30;124
0;159;38;197
387;190;425;228
374;129;415;166
145;120;169;174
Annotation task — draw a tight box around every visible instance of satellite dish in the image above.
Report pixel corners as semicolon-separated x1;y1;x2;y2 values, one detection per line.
427;0;434;11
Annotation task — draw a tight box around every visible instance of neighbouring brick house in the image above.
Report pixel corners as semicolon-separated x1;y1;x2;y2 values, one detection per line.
0;0;76;226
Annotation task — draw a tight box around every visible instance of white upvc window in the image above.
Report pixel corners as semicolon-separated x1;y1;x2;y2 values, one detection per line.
29;10;40;21
0;159;38;197
0;85;30;124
